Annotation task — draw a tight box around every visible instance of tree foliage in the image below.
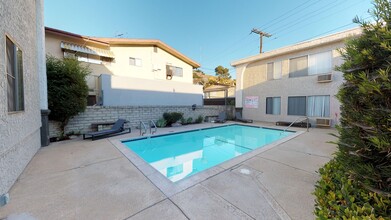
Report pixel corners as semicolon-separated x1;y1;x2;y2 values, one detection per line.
47;56;90;135
335;0;391;193
314;1;391;218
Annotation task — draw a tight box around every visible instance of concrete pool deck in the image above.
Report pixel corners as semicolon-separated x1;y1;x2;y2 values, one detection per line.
0;122;337;220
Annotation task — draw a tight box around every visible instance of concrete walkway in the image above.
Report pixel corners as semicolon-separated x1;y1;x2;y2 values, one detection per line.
0;122;336;220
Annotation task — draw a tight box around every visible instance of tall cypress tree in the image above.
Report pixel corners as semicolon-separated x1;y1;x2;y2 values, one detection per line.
336;0;391;193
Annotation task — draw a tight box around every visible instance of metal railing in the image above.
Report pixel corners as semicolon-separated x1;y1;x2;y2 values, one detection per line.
149;120;157;135
140;121;147;136
281;116;310;135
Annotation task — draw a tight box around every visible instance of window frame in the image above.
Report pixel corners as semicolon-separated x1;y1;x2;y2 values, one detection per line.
289;51;332;78
129;57;142;67
307;95;330;117
166;64;183;77
287;96;307;116
266;97;281;115
6;35;25;113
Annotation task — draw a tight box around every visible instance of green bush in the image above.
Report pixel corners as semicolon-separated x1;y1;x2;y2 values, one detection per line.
195;115;203;123
314;159;390;219
180;117;187;125
156;118;167;128
335;0;391;193
47;56;90;136
186;117;193;124
163;112;183;126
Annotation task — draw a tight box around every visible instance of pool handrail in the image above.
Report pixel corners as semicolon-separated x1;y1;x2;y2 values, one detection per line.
149;120;157;135
281;116;309;135
140;121;147;136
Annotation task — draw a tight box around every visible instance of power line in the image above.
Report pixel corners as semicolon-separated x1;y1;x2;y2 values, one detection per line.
271;0;368;40
259;0;323;31
268;0;341;35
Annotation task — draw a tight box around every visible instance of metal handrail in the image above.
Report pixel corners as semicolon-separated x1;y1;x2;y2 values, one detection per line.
140;121;147;136
149;120;157;135
281;116;309;135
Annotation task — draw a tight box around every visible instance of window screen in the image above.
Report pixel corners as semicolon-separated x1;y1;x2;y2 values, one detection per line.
267;62;273;80
288;96;306;116
289;56;308;78
266;97;281;115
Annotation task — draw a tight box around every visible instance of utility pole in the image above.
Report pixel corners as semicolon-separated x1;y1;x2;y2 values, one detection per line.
251;28;272;53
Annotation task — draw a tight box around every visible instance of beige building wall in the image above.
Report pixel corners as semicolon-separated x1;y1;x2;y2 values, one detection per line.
232;28;361;127
45;32;113;96
0;0;44;199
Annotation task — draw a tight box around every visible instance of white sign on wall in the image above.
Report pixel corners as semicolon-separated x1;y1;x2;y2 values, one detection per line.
244;96;258;108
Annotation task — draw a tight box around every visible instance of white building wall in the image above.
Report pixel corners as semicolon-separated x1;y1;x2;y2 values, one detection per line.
100;74;203;106
0;0;43;197
108;45;193;84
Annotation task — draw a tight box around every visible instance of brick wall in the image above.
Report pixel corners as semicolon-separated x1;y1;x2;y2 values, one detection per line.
49;105;234;137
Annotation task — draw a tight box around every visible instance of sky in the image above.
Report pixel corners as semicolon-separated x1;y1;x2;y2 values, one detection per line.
45;0;373;78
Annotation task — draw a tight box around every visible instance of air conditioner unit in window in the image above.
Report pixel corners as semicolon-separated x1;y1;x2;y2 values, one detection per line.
317;74;332;83
316;118;331;127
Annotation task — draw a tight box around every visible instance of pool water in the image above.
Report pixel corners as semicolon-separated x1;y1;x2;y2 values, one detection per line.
123;125;293;182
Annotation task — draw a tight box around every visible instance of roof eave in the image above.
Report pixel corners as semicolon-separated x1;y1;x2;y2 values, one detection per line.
45;27;110;46
231;27;362;67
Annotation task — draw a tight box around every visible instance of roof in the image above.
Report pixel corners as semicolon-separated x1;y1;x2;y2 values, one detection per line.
91;37;200;68
45;27;109;46
231;27;362;67
45;27;200;68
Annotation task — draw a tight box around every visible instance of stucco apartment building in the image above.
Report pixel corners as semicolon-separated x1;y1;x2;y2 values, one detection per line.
232;28;361;127
45;28;203;106
0;0;47;206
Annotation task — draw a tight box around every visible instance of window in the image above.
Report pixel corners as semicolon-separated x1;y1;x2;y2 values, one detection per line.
129;57;142;67
289;51;332;78
308;51;332;75
273;61;282;79
267;61;282;80
267;62;273;80
6;37;24;112
64;51;103;64
166;65;183;77
307;95;330;117
266;97;281;115
288;96;306;116
289;56;308;77
153;46;158;53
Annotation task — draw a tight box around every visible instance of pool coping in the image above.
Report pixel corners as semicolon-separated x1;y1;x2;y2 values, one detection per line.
109;123;304;198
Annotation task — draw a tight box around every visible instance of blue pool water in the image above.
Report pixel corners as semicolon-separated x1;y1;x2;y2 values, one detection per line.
123;125;293;182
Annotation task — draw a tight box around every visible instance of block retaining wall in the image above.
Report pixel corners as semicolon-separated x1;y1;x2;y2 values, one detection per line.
49;105;234;138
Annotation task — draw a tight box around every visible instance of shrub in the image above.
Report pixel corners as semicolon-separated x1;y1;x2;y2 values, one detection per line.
163;112;183;126
314;159;390;219
195;115;203;123
47;56;90;136
180;117;187;125
186;117;193;124
314;1;391;218
156;118;167;128
335;0;391;193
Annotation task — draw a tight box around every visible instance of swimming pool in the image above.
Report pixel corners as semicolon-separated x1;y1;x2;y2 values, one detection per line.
122;124;293;182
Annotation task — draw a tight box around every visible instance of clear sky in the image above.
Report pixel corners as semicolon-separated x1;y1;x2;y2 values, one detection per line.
45;0;373;78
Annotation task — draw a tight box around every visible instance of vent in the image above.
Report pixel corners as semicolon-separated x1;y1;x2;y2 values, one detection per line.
317;74;332;83
316;118;331;127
